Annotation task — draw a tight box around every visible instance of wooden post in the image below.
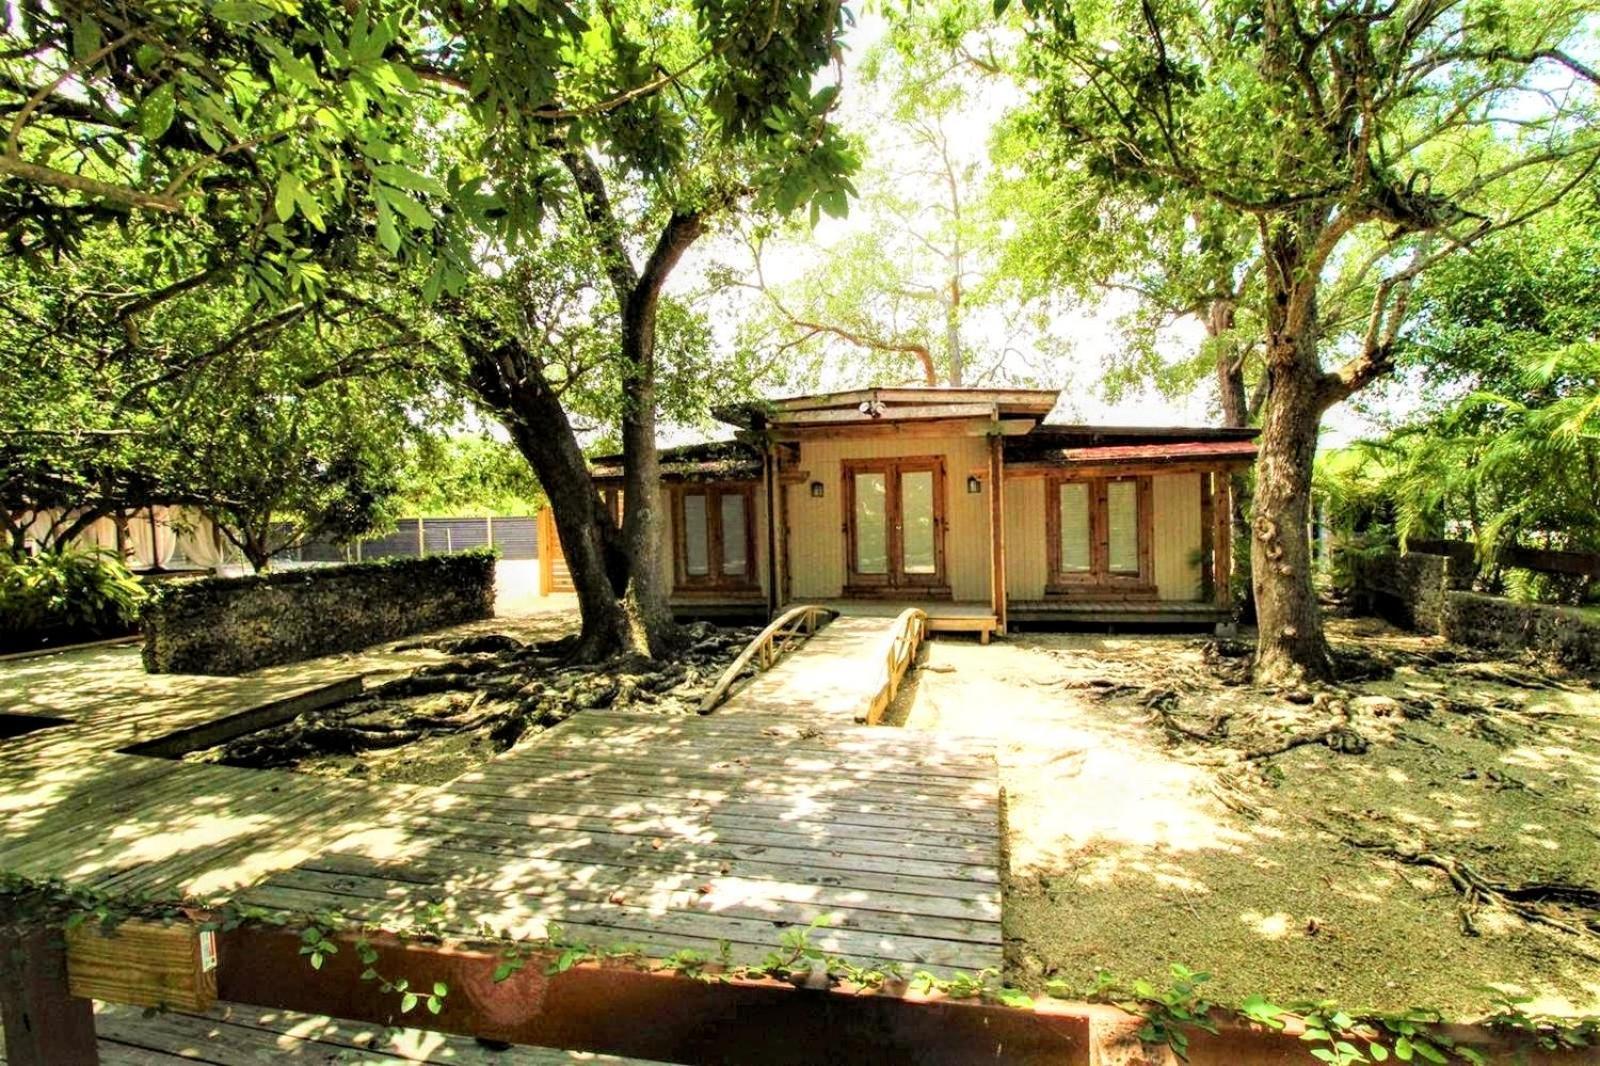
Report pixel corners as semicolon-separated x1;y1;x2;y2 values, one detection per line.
1199;473;1216;600
0;924;98;1065
764;441;780;617
1213;471;1233;610
988;435;1007;633
416;517;426;557
485;513;493;552
537;509;555;597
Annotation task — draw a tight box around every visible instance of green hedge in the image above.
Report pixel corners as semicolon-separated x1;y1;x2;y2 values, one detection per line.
141;550;496;675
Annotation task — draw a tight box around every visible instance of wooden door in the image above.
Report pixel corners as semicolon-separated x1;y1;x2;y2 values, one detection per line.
843;457;947;594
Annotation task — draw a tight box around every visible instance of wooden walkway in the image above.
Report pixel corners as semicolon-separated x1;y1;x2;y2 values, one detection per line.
1;1001;660;1063
1;615;1003;991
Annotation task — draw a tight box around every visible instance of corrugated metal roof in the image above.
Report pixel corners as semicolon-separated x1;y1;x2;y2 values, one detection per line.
1016;439;1260;465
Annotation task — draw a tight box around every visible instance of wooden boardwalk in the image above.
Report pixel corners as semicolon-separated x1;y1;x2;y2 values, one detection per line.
1;1001;660;1063
1;615;1003;988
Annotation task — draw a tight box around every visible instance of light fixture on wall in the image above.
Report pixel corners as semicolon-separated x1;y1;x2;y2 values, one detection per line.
966;475;983;494
809;481;825;498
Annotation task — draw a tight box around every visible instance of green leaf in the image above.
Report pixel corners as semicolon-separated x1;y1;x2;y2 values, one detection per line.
373;163;447;198
432;981;447;997
1393;1036;1413;1061
72;17;103;61
211;1;274;24
1370;1045;1389;1062
400;992;418;1013
426;995;442;1015
376;199;401;253
140;84;177;141
1410;1041;1446;1064
274;174;301;223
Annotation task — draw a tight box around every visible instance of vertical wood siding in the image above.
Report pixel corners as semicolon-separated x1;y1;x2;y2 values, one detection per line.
787;435;993;601
1151;472;1203;601
1003;476;1048;600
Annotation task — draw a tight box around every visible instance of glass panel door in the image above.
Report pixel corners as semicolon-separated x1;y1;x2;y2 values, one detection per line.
682;493;709;576
900;469;936;575
719;492;747;576
853;471;889;576
1106;480;1139;574
1058;482;1091;572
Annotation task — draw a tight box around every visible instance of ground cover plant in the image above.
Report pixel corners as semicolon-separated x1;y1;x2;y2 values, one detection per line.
891;620;1600;1019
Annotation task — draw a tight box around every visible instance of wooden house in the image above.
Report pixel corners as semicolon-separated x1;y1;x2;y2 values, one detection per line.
539;388;1257;640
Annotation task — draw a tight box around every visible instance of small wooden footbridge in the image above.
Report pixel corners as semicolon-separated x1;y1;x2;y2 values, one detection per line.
0;606;1005;1064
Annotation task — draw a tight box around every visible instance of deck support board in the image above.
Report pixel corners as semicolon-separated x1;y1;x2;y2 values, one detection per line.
0;924;98;1066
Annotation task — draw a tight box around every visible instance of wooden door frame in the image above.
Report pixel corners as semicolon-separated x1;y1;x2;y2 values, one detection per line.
670;482;759;592
841;455;950;597
1044;473;1156;599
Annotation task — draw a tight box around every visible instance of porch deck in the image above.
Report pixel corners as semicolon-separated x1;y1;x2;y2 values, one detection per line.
1009;599;1231;627
817;599;1000;642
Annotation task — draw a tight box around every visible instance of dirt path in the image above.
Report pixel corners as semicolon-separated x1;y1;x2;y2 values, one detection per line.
888;618;1600;1018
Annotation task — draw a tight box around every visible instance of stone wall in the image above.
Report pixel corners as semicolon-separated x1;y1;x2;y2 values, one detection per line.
141;551;496;675
1344;548;1600;672
1345;551;1461;633
1442;592;1600;673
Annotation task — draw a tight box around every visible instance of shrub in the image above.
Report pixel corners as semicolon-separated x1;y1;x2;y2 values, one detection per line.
0;549;147;643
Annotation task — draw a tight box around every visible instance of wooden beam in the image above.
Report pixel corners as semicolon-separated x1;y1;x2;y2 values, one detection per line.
1213;472;1233;611
0;924;99;1066
988;435;1007;633
66;919;217;1013
763;444;780;616
1199;472;1215;601
778;403;998;427
774;418;1003;443
1004;460;1255;480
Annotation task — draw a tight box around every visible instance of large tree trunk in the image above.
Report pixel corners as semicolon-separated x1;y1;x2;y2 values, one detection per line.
463;335;639;661
617;290;677;657
1251;214;1335;685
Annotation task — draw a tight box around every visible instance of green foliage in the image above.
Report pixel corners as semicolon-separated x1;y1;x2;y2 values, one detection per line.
396;434;546;517
0;549;146;639
1325;204;1600;602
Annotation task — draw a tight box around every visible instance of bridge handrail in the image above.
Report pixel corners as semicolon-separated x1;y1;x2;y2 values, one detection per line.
697;604;836;714
860;607;927;725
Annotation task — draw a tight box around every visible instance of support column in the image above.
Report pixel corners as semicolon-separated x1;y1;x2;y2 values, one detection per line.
988;435;1007;633
763;441;781;617
1213;470;1233;611
0;924;98;1065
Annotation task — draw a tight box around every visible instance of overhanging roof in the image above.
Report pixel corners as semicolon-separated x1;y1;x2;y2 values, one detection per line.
589;440;761;483
1006;428;1259;470
715;387;1061;431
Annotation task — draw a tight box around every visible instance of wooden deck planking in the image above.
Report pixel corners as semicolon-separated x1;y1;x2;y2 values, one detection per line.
238;703;1004;977
1;1001;662;1063
2;614;1005;995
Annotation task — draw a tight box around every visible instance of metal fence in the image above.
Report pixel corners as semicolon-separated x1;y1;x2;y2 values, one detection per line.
294;516;539;563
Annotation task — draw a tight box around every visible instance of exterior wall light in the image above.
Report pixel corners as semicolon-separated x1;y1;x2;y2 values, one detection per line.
967;475;983;494
810;481;825;498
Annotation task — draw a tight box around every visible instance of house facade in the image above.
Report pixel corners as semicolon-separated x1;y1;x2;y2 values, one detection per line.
545;387;1257;637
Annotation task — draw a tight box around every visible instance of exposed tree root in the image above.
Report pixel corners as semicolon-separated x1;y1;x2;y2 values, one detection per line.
204;622;759;776
1333;828;1600;959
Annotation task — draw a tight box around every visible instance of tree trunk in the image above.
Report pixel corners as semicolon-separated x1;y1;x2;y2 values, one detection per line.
617;294;677;656
1251;214;1335;685
945;276;964;386
1209;297;1252;553
462;335;638;661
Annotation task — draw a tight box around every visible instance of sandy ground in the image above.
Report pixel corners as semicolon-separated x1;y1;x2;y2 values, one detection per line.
888;617;1600;1018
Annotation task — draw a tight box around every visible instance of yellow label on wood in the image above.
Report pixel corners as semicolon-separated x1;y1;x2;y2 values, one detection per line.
66;919;217;1012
